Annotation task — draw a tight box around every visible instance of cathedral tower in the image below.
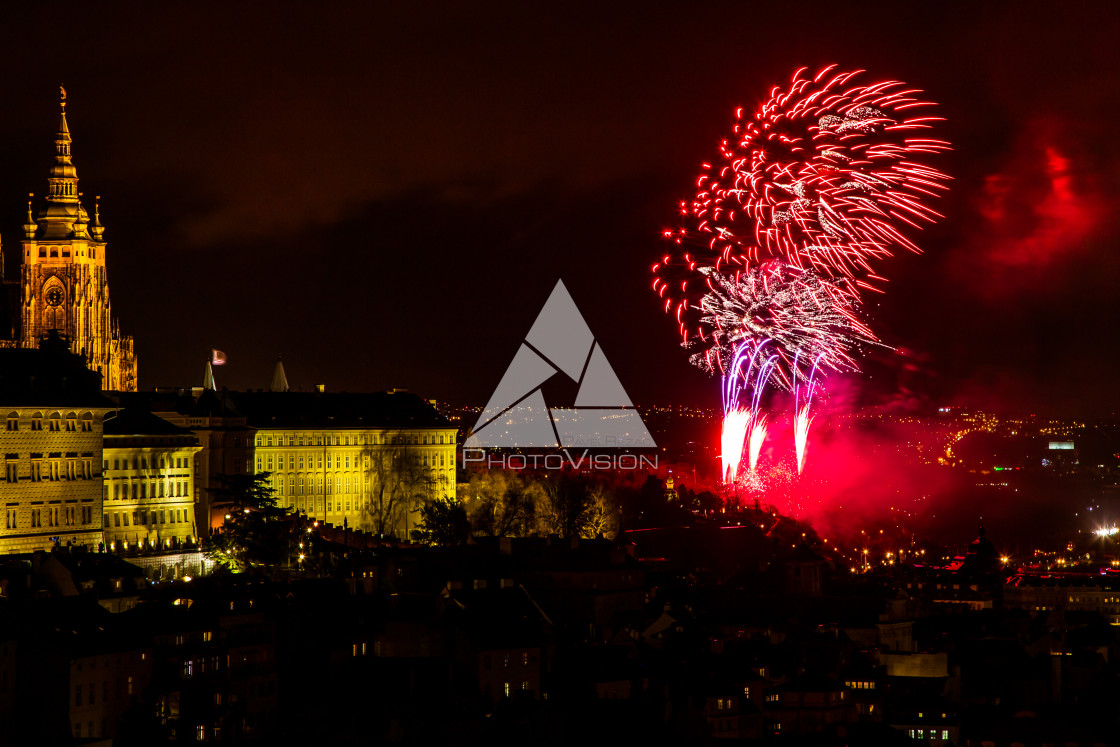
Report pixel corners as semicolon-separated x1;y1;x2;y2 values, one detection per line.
18;89;137;391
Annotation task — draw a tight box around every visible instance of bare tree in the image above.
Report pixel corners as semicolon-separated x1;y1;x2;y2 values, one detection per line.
537;473;594;540
581;482;620;539
361;432;436;538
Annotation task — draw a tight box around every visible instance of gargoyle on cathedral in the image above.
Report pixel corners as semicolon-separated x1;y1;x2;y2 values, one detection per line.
0;89;137;391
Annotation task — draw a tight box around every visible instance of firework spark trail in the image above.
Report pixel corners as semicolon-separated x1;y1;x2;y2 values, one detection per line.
745;351;779;471
748;415;768;472
721;407;751;483
793;353;824;474
720;341;775;483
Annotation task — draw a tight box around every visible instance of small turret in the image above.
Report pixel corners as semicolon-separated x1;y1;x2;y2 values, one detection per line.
22;193;37;238
72;192;90;239
270;356;290;392
89;195;105;240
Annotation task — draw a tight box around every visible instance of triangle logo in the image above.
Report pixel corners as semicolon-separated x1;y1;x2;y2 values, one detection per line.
466;280;656;449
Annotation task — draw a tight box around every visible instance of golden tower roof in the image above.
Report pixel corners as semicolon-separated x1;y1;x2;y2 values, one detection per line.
35;87;93;240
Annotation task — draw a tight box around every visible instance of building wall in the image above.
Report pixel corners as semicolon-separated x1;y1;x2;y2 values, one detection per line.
102;442;202;551
155;413;254;538
68;648;153;740
251;427;457;536
0;406;109;553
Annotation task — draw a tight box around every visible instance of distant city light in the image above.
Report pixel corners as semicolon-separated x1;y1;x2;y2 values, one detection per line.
1095;527;1119;538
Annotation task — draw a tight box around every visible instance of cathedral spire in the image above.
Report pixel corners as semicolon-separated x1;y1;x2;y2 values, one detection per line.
34;87;90;239
49;86;78;203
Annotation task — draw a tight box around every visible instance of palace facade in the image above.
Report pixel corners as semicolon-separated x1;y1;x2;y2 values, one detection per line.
0;90;137;392
128;388;458;540
102;409;202;552
0;334;115;554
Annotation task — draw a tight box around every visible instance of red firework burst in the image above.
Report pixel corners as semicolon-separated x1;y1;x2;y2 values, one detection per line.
653;65;951;334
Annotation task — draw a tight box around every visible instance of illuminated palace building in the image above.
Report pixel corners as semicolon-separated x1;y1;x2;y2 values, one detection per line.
135;386;458;539
0;335;115;553
101;410;202;552
0;90;137;392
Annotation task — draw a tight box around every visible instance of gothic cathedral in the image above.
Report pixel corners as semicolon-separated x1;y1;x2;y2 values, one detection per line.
0;90;137;391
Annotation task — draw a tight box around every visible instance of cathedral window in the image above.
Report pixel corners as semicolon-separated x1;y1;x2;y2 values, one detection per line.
81;414;93;432
49;414;61;432
6;413;17;431
31;413;43;431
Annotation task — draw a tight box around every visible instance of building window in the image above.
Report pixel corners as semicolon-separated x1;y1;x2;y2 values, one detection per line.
504;682;510;697
31;414;43;431
5;413;17;431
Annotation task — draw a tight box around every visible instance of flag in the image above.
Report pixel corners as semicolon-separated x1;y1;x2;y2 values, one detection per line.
210;348;227;366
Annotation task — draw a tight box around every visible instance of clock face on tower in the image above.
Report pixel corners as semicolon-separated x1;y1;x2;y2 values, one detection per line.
45;288;64;307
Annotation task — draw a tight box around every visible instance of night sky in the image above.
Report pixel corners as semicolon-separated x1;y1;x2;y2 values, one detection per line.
0;2;1117;416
